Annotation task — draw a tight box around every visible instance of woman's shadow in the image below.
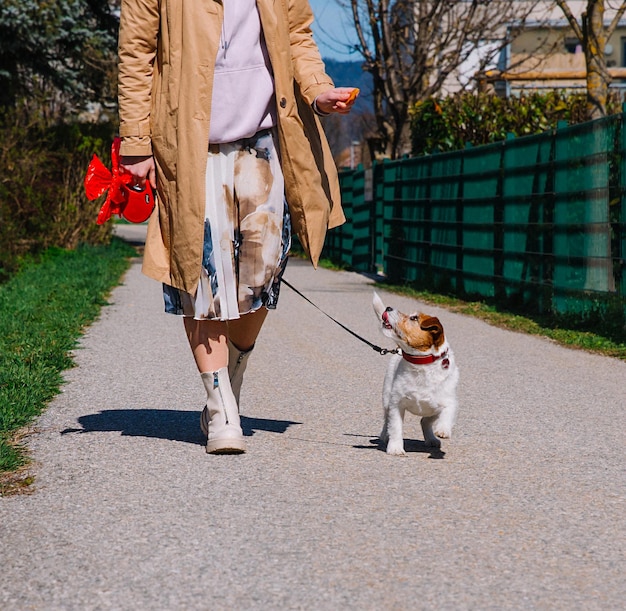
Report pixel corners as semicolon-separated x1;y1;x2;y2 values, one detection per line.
61;408;300;446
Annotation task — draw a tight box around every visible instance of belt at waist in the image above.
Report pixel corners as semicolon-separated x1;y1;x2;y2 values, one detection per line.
208;128;273;155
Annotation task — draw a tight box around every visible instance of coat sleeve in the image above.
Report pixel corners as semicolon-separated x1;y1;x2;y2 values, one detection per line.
118;0;161;157
286;0;335;104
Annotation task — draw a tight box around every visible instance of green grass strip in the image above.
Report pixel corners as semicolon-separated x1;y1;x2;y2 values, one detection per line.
310;254;626;359
0;238;136;475
381;284;626;360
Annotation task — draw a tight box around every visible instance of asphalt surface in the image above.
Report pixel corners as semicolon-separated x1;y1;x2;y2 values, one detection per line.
1;224;625;610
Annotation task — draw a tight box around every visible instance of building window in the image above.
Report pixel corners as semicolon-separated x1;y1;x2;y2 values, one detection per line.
564;37;582;54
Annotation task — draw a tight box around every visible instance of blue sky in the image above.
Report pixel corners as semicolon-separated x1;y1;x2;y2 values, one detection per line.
308;0;359;61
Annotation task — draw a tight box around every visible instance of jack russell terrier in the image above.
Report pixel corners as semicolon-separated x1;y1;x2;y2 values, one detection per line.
373;292;459;456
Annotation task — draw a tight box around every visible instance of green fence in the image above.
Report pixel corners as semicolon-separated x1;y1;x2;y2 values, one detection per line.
324;114;626;317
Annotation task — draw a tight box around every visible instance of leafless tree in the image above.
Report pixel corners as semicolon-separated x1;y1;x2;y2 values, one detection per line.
349;0;542;159
555;0;626;119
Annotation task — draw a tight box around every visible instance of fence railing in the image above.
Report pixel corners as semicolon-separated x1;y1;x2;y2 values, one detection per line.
324;113;626;317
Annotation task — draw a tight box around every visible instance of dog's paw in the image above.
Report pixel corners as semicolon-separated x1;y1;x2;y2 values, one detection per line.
434;428;451;440
386;442;406;456
424;436;442;449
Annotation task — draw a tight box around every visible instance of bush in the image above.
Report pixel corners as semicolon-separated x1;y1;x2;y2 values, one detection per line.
0;109;117;281
410;90;625;156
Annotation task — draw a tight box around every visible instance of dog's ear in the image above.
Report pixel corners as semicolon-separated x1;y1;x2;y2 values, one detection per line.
420;316;443;342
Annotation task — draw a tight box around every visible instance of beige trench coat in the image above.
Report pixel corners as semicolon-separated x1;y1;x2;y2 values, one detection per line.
118;0;345;293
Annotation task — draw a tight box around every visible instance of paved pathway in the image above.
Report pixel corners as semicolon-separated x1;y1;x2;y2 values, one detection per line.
1;225;625;609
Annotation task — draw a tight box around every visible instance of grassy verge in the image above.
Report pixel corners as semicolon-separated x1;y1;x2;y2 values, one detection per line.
0;238;137;490
377;283;626;360
309;255;626;360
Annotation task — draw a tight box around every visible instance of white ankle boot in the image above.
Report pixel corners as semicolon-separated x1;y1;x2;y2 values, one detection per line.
200;367;246;454
228;340;254;406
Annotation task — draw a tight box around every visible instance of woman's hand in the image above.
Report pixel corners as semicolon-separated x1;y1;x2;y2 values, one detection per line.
120;155;157;190
314;87;359;115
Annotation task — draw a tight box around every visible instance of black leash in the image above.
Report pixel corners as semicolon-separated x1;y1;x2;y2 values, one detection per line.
280;278;399;356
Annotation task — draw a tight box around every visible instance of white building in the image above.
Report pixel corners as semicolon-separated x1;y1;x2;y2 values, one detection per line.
444;1;626;95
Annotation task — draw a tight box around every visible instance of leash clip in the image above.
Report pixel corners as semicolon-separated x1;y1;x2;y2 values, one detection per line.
379;347;400;356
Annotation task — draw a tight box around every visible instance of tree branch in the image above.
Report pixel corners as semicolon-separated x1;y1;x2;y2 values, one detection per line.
555;0;585;40
607;2;626;38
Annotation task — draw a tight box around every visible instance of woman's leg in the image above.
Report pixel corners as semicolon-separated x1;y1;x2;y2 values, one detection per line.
182;308;267;370
226;308;268;405
185;317;246;453
183;318;228;373
227;307;268;351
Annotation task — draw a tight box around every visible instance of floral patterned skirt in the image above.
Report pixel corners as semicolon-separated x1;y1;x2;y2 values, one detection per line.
163;129;291;320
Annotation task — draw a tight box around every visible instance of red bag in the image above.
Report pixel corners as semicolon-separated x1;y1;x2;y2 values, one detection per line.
84;137;155;225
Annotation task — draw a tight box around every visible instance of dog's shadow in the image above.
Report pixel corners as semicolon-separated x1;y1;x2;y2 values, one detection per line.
61;409;301;446
348;434;446;459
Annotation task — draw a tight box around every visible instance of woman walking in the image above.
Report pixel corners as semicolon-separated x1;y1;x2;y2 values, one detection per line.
117;0;356;453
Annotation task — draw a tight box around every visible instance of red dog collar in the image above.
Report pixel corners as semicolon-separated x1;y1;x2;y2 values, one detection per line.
402;349;450;369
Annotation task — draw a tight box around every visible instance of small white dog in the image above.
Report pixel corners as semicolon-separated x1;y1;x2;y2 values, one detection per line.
373;292;459;456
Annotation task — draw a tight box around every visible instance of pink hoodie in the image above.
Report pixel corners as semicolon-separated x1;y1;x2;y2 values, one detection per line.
208;0;277;143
